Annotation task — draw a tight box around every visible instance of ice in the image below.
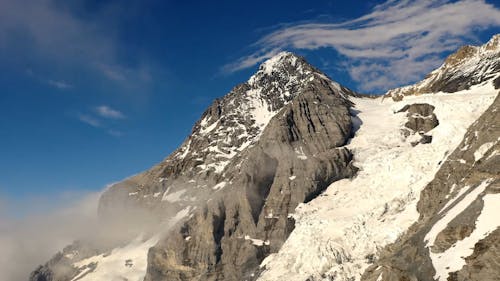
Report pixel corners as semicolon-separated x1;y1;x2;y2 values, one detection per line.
70;235;158;281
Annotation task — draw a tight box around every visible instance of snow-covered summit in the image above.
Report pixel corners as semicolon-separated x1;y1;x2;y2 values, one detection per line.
387;34;500;100
161;51;352;177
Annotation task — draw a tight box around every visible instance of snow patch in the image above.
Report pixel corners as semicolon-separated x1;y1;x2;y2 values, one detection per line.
161;189;186;202
212;181;227;190
295;147;308;160
474;141;496;161
244;235;270;247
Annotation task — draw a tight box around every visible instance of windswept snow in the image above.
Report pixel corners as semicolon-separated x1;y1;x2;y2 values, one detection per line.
257;82;497;281
71;208;191;281
474;141;496;161
244;235;270;247
70;235;158;281
161;189;186;202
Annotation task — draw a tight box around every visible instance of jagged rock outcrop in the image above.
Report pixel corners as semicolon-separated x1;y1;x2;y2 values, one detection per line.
387;34;500;101
398;103;439;145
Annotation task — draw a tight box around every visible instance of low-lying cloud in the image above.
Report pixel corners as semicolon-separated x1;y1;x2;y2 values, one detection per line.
0;191;100;281
225;0;500;92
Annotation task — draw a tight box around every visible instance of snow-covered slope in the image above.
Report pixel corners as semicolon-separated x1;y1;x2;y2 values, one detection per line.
257;80;498;281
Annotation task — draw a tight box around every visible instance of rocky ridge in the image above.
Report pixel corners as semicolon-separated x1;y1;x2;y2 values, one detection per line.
387;34;500;100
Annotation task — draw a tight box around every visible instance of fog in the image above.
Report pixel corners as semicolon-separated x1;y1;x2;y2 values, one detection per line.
0;191;100;281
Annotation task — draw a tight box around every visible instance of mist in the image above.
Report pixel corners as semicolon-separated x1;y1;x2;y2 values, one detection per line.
0;191;101;281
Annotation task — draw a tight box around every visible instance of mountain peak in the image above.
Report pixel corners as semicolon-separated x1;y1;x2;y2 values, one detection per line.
258;51;302;73
248;51;318;84
483;33;500;51
387;34;500;100
443;34;500;67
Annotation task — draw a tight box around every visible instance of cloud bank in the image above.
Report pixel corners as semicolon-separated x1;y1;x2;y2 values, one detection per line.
0;191;100;281
225;0;500;92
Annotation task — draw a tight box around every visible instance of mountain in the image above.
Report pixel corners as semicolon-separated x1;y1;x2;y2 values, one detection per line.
387;34;500;101
30;35;499;281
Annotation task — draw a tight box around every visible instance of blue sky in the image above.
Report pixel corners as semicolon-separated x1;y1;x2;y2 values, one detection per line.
0;0;499;212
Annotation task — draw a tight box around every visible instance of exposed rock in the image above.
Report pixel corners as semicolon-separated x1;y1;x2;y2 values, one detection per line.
453;228;500;281
397;103;438;145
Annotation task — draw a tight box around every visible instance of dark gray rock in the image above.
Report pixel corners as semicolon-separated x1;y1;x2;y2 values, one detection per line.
397;103;439;146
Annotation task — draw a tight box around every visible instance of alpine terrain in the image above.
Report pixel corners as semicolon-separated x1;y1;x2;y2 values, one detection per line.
30;34;500;281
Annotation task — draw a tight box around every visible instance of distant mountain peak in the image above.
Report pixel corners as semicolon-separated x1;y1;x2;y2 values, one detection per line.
387;33;500;100
255;51;304;74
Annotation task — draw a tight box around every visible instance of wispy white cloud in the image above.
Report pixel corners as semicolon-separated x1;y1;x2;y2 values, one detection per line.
0;0;153;85
78;106;126;136
95;105;126;120
47;79;72;90
78;114;101;128
225;0;500;92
